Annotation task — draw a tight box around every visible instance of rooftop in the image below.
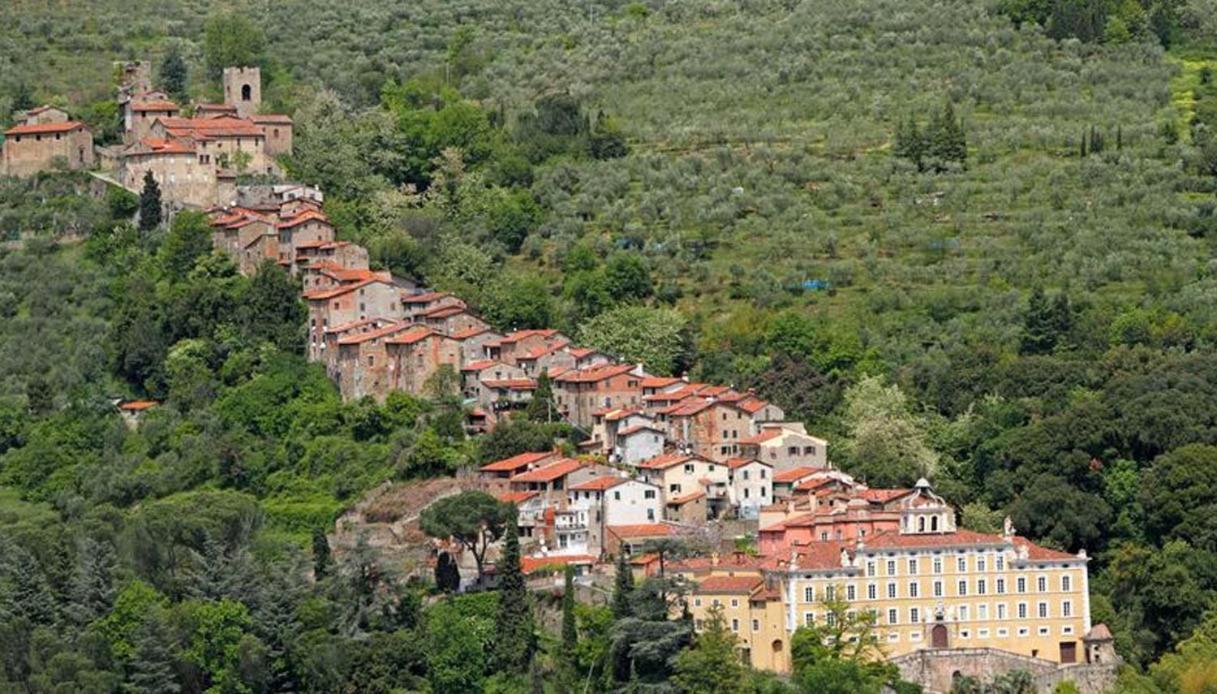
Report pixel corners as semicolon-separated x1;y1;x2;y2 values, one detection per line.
5;121;86;136
481;451;557;473
509;458;584;483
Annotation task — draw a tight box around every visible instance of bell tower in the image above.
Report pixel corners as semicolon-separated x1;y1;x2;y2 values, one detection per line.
222;66;261;119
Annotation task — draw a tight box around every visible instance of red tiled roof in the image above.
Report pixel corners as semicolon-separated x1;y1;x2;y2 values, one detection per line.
483;378;538;390
159;116;263;138
773;466;824;483
402;291;453;304
5;121;86;136
641;376;681;389
335;321;411;345
521;554;596;573
667;490;705;505
638;453;698;470
608;523;675;539
569;475;628;492
497;491;540;504
617;424;665;437
862;529;1009;551
740;429;784;445
553;363;638;384
726;457;770;470
325;317;391;334
384;326;438;346
780;541;852;571
462;359;501;372
568;347;601;359
251;114;293;124
135;137;195;155
117;400;159;411
495;329;563;345
276;209;330;229
733;397;771;414
131;100;179;111
857;488;912;504
421;304;467;319
694;575;763;595
1013;536;1082;561
302;278;388;301
793;476;838;492
509;458;584;483
482;451;557;473
452;326;495;340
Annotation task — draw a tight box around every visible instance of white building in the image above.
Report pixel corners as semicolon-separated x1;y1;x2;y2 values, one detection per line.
560;476;664;556
727;458;774;520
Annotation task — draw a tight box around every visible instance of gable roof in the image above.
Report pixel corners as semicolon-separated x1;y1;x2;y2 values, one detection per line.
554;363;638;384
694;575;763;595
481;451;557;473
509;458;584;483
569;475;629;492
335;321;412;346
384;326;442;346
607;523;676;539
772;466;825;483
302;278;384;301
637;453;700;470
726;457;771;470
6;121;86;136
276;209;331;229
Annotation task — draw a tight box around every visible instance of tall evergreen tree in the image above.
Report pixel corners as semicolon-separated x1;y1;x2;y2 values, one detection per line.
138;171;162;234
526;371;554;422
9;547;56;626
1019;286;1057;355
127;612;181;693
311;527;331;581
159;45;188;103
612;551;635;619
561;564;577;665
65;536;117;628
492;512;534;673
434;551;460;592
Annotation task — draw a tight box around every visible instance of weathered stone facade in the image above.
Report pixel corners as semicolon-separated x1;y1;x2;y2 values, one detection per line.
890;647;1119;694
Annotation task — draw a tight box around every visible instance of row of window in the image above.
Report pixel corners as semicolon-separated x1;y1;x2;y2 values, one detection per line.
862;558;1074;587
802;574;1073;603
797;599;1073;627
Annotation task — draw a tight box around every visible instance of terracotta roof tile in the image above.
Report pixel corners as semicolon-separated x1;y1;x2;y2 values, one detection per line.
509;458;584;483
694;575;763;595
497;491;540;504
607;523;676;539
569;475;628;491
335;321;411;345
6;121;86;136
773;466;825;483
383;326;438;346
553;363;638;384
481;451;557;473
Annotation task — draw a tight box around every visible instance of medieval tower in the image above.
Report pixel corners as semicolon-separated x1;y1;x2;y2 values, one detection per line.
222;66;261;119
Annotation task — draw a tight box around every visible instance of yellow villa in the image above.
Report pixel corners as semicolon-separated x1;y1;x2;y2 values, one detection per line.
684;481;1102;675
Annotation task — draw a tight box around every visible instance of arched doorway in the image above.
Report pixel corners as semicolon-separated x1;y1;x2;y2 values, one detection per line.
241;84;252;101
931;624;949;648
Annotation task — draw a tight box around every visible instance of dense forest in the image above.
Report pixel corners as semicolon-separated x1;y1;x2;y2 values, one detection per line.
5;0;1217;691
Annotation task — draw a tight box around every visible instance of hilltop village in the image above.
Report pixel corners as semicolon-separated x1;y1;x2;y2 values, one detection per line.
2;63;1119;692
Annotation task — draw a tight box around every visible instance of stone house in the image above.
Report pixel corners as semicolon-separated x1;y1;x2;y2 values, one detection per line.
125;96;180;143
385;327;461;395
552;363;647;430
333;322;420;401
275;209;334;268
515;343;575;377
3;121;95;177
295;240;369;273
222;66;262;119
665;490;707;524
320;317;400;377
739;422;829;472
121;137;216;208
452;326;503;365
416;304;490;336
402;291;464;319
301;264;390;293
17;105;71;126
152;116;272;176
461;360;528;402
568;347;613;370
251;114;293;156
484;330;569;365
659;399;755;462
304;278;404;362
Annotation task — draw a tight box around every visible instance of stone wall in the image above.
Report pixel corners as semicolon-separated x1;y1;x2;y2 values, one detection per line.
890;648;1118;694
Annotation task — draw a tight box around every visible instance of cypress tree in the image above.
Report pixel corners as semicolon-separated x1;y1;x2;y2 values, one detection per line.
311;527;331;581
611;551;634;619
435;550;460;592
492;512;534;673
1080;128;1088;157
159;45;188;103
138;171;162;233
561;564;577;664
1020;286;1057;355
526;371;554;422
10;548;56;626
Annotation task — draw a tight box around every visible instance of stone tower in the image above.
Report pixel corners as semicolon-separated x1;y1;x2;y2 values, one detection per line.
222;66;261;119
